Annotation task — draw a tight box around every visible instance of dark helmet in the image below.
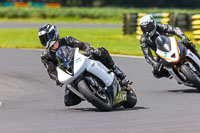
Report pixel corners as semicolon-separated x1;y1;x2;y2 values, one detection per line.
38;24;59;49
139;15;157;37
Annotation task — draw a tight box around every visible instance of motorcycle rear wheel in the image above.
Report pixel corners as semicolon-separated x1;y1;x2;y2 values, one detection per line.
77;80;112;111
181;64;200;91
123;87;137;108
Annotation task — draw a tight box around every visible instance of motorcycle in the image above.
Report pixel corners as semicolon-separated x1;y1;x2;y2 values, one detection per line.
155;35;200;90
56;46;137;111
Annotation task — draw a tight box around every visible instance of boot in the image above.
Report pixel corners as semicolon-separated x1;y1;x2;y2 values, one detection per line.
113;66;126;80
113;66;130;86
64;86;82;106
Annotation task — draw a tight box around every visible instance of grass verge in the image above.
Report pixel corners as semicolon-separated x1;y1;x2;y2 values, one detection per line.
0;28;199;56
0;28;142;55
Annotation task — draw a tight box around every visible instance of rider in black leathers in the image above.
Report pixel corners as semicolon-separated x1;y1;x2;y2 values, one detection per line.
38;24;128;106
139;15;200;78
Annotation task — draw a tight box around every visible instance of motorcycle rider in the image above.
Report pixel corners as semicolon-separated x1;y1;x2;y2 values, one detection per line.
139;15;200;78
38;23;129;106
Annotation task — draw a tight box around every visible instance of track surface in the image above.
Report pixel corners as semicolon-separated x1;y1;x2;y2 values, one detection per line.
0;49;200;133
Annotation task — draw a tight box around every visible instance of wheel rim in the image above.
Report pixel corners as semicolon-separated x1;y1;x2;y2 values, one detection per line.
89;85;109;103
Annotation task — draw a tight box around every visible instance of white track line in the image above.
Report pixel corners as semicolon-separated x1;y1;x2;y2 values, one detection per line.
0;101;2;107
111;54;144;59
19;48;145;59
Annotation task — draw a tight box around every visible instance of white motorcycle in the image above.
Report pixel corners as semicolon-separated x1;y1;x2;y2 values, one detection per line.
56;46;137;111
156;35;200;90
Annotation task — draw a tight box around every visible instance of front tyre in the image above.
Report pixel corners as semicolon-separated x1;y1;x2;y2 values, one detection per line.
180;64;200;90
77;80;112;111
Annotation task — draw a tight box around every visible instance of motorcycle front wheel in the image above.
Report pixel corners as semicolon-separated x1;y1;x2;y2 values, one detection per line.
77;80;112;111
180;64;200;90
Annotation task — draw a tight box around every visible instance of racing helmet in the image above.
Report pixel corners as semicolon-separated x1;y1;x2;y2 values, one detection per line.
139;15;157;37
38;24;59;49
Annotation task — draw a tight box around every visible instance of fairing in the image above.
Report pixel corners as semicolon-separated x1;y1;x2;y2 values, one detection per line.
156;37;182;64
57;48;88;84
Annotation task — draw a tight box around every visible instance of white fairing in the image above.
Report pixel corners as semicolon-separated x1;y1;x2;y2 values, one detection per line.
57;67;73;84
156;37;180;63
57;48;88;85
57;48;114;87
86;60;114;86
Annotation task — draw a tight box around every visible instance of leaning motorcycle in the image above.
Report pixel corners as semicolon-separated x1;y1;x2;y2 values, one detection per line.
56;46;137;111
155;35;200;90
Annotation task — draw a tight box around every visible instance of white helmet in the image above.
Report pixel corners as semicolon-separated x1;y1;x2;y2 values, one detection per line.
139;15;157;37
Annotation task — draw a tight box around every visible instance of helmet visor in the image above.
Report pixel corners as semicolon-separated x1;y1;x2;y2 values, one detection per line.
140;22;155;34
39;33;49;47
39;29;56;48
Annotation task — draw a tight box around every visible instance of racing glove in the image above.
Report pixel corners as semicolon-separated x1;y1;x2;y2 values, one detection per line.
85;47;95;55
182;36;190;44
182;36;197;50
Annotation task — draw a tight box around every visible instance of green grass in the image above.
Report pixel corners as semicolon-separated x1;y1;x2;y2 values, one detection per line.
0;28;143;55
0;28;199;56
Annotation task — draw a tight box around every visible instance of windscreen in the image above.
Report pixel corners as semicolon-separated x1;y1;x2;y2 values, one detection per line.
56;46;75;75
156;36;171;52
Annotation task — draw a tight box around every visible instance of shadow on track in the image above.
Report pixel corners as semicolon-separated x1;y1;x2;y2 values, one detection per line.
67;106;149;112
167;88;200;93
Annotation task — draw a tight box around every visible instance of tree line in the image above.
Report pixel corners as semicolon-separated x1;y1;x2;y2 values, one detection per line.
3;0;200;8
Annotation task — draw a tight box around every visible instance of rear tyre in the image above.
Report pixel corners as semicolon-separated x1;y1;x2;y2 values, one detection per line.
123;88;137;108
180;64;200;91
77;80;112;111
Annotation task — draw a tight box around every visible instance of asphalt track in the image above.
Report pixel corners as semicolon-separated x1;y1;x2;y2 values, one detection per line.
0;49;200;133
0;22;121;28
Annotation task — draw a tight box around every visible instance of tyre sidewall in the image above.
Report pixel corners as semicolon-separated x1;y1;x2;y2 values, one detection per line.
181;64;200;90
123;89;137;108
77;80;112;111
